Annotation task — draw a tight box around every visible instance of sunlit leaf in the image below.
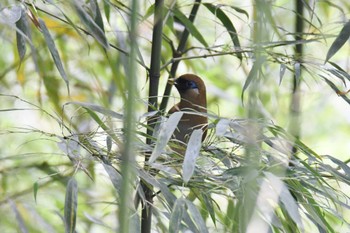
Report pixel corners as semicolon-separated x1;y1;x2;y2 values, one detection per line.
67;101;123;119
279;64;286;85
182;129;203;183
149;112;183;164
142;3;154;21
72;0;109;49
16;7;27;62
103;164;122;194
90;0;105;33
64;178;78;233
201;193;216;225
169;198;185;233
203;3;242;60
185;199;209;233
172;8;208;48
229;6;249;18
325;20;350;63
241;57;265;102
0;5;21;25
103;0;110;22
38;18;70;93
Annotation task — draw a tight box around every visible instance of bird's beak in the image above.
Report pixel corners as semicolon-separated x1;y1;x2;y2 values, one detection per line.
167;78;176;85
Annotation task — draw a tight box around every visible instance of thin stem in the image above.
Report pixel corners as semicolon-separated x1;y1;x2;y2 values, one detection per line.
143;1;164;233
159;0;202;113
118;0;139;232
289;0;304;150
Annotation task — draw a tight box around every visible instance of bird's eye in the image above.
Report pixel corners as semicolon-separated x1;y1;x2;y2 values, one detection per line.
187;81;198;89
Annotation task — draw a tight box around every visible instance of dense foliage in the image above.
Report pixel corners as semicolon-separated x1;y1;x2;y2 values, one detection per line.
1;0;350;232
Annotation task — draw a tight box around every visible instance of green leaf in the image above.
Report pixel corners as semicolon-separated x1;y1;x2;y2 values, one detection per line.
67;101;123;119
169;198;186;233
33;182;38;203
229;6;249;19
90;0;105;33
203;3;242;60
16;7;28;62
103;0;110;23
201;193;216;225
72;0;109;49
142;3;154;22
325;20;350;63
279;64;287;85
172;8;208;48
103;164;122;194
38;18;70;94
149;112;183;164
185;199;209;233
182;129;203;183
241;57;265;102
64;178;78;233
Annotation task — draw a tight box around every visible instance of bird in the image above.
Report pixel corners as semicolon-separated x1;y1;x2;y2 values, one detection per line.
168;74;208;151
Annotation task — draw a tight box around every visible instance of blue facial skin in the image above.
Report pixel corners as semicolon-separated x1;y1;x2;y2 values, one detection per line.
175;78;198;91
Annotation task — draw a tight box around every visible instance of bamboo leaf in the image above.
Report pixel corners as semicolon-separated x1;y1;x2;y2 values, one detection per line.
182;129;203;183
9;200;29;233
90;0;105;34
64;178;78;233
325;20;350;63
185;199;209;233
72;0;109;49
149;112;183;164
16;7;27;62
169;198;186;233
229;6;249;19
279;64;286;85
0;5;21;25
103;164;122;194
241;57;265;102
38;18;70;94
33;182;39;203
201;193;216;225
67;101;123;119
203;3;242;60
103;0;110;22
172;8;208;48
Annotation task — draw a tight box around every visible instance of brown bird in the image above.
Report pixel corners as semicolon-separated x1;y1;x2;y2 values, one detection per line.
169;74;208;150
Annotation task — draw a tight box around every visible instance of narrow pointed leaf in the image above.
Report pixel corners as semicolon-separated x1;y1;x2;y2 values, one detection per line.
103;164;122;194
149;112;183;164
16;7;27;62
229;6;249;19
172;8;208;48
67;101;123;119
90;0;105;33
241;57;265;102
33;182;39;203
325;21;350;63
203;3;242;60
169;198;186;233
103;0;111;22
72;0;109;49
185;199;209;233
279;64;286;85
182;129;203;183
38;18;69;93
64;178;78;233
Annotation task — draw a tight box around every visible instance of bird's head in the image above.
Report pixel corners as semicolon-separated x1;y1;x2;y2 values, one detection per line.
171;74;206;103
